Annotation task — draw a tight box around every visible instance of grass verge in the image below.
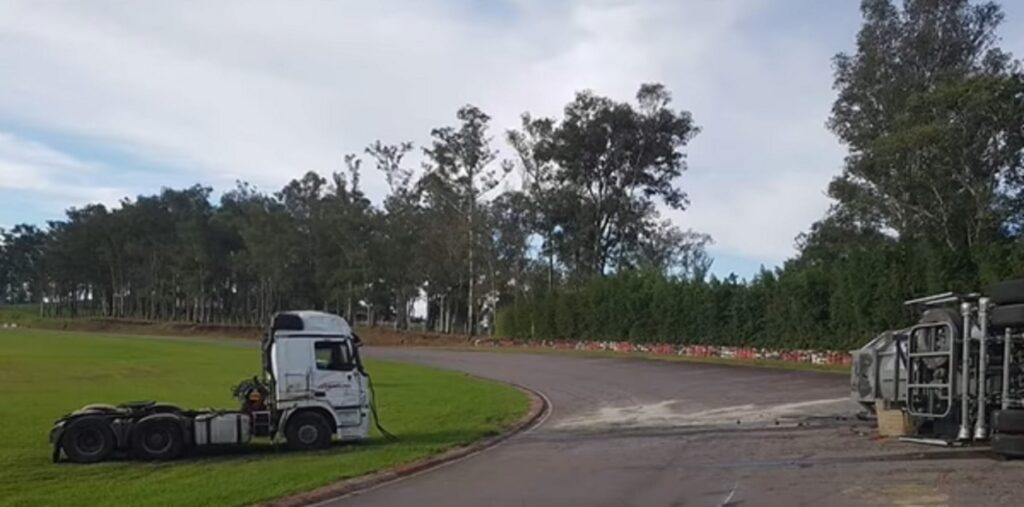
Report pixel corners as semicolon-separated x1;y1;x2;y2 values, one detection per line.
0;329;529;506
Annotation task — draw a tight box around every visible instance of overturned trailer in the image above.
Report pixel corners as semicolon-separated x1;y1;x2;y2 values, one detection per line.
851;279;1024;456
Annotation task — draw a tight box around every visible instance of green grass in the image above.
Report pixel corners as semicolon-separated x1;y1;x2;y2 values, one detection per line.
0;329;529;506
0;304;45;326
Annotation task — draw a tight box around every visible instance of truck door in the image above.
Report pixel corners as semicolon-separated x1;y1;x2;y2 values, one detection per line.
312;340;363;425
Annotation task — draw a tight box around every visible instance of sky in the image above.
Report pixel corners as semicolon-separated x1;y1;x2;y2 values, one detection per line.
2;0;1023;279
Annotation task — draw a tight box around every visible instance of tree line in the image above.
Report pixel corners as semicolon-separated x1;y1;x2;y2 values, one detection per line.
0;84;707;335
500;0;1024;350
4;0;1024;351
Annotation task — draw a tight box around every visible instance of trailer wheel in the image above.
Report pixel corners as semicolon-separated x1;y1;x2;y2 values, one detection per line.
992;433;1024;458
132;419;184;460
285;412;332;451
62;417;115;463
994;410;1024;434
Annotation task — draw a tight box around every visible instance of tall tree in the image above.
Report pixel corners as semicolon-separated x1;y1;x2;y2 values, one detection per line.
484;190;535;309
514;83;701;278
423;105;507;336
507;114;560;288
324;154;374;320
0;228;7;302
366;141;421;329
2;225;47;306
827;0;1024;288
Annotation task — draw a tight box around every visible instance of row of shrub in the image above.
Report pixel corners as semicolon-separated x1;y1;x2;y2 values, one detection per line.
495;237;1024;351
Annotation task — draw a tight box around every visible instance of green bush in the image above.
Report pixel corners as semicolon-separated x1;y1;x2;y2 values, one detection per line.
494;232;1024;352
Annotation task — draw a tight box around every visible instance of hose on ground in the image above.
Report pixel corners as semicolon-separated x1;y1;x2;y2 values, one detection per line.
366;373;398;441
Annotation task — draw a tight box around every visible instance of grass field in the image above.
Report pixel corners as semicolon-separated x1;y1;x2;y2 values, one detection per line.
0;304;42;326
0;329;529;506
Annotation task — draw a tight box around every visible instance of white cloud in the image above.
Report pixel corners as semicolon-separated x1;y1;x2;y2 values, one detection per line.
0;132;126;210
0;0;888;273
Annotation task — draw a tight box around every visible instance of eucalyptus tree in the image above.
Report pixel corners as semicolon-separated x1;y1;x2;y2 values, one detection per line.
43;204;112;316
507;114;559;288
0;228;8;303
484;190;534;308
633;221;713;281
320;154;374;320
511;83;702;279
366;140;422;328
220;182;293;323
423;105;508;336
827;0;1024;288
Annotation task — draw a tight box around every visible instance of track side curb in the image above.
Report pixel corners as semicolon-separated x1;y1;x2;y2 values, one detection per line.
262;383;549;507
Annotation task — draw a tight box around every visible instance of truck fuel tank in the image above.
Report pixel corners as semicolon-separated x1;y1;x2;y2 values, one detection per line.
194;413;252;445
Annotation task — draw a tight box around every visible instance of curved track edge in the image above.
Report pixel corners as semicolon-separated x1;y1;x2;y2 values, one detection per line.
261;383;550;507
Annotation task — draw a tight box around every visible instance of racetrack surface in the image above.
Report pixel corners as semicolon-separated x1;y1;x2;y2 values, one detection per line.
326;348;1024;507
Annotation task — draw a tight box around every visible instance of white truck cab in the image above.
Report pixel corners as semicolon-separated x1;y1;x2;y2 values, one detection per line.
268;311;371;441
51;311;374;463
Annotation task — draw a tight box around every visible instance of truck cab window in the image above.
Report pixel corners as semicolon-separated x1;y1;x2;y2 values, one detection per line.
314;341;353;371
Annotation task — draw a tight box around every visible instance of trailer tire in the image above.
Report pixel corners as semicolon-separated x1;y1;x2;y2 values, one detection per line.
989;279;1024;305
62;417;115;463
132;419;184;460
285;411;332;451
992;433;1024;458
994;410;1024;434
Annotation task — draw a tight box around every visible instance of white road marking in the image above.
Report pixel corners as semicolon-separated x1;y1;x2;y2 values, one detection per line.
719;481;739;507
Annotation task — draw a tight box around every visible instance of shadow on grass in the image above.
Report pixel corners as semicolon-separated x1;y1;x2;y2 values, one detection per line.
57;429;496;466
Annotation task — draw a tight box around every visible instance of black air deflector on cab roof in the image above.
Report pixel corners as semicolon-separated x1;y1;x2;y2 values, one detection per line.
271;313;304;332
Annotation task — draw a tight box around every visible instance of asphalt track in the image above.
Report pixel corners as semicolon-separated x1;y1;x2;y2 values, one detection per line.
325;348;1024;507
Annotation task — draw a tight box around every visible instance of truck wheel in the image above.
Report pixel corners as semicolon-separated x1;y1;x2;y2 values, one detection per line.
148;403;184;414
994;410;1024;434
132;419;184;460
992;433;1024;458
62;417;115;463
286;412;332;451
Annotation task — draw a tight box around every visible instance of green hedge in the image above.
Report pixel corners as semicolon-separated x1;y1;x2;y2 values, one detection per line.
497;271;895;351
494;238;1024;351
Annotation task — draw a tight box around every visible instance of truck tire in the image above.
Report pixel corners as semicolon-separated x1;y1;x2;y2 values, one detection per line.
62;416;115;463
78;403;120;413
994;410;1024;434
286;411;332;451
132;418;184;460
989;279;1024;305
148;403;184;414
992;433;1024;458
